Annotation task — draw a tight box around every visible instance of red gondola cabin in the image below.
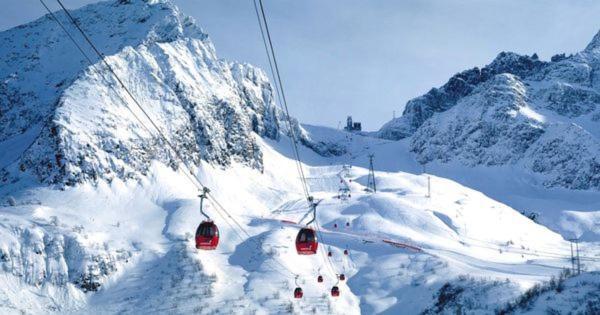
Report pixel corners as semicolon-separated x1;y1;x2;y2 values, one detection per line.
317;275;323;283
294;287;303;298
331;286;340;297
339;274;346;281
195;221;219;250
295;228;318;255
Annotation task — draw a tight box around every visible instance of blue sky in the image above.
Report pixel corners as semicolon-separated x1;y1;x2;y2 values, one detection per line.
3;0;600;130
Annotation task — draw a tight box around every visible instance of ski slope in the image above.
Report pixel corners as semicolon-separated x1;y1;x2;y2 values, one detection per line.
304;124;600;242
1;130;598;314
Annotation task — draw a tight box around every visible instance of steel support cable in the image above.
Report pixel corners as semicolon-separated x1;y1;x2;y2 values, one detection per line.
253;0;310;200
306;202;597;266
249;0;307;197
314;219;339;277
45;0;298;280
29;0;158;173
41;0;205;195
437;231;599;262
273;202;339;214
310;200;340;278
252;0;341;280
454;235;600;262
53;0;208;191
252;0;340;282
318;231;338;278
204;193;295;278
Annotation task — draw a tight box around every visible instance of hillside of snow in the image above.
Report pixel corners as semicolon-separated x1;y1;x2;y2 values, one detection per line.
1;0;599;314
378;32;600;191
4;132;599;314
0;0;323;187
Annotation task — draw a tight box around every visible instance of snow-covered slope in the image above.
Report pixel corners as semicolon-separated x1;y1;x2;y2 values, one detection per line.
4;133;598;314
378;33;600;190
303;123;600;241
494;270;600;314
0;0;303;186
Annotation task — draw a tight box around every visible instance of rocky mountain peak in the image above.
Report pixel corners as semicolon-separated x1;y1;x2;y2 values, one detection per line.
377;30;600;190
585;29;600;52
487;51;546;78
0;0;306;186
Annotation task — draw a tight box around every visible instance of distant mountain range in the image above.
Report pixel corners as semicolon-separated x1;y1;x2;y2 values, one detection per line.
378;31;600;190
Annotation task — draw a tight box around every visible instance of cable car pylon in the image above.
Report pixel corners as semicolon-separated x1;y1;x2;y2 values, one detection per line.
366;154;377;193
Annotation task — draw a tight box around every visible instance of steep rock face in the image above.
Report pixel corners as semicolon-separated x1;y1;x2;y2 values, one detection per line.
0;0;294;186
525;124;600;189
586;30;600;52
0;213;131;291
411;74;545;166
379;30;600;190
378;52;546;139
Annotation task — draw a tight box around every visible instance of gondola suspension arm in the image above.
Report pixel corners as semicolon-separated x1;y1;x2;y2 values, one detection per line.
298;196;321;226
199;187;211;220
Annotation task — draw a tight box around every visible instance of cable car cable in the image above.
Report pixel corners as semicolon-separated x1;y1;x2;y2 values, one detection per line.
253;0;310;200
252;0;343;285
53;0;208;192
249;0;308;198
44;0;299;280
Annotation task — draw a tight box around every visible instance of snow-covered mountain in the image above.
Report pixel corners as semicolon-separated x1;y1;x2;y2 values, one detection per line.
378;33;600;190
1;1;599;314
0;0;309;186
